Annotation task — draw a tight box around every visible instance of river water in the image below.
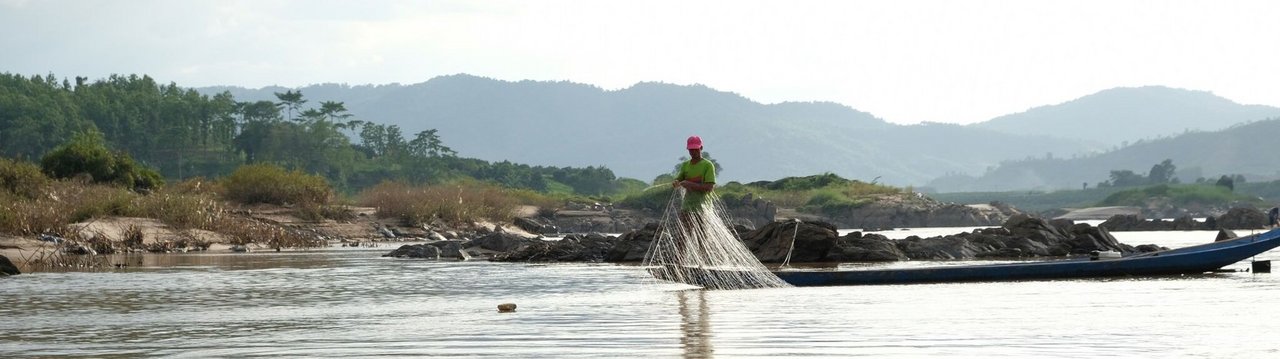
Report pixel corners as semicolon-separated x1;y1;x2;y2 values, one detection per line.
2;229;1279;358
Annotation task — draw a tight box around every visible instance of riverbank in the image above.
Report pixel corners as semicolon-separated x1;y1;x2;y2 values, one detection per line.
0;203;542;274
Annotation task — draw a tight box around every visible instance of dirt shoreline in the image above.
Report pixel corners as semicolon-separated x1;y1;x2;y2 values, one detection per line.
1;204;539;274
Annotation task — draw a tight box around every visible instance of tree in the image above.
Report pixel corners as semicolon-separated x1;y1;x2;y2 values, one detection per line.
409;129;456;158
1107;170;1147;187
1147;159;1177;184
1215;175;1235;191
41;131;163;192
274;90;307;122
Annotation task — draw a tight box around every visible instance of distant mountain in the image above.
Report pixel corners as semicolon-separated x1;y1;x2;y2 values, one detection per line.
201;75;1092;185
927;118;1280;192
228;75;1280;187
971;86;1280;148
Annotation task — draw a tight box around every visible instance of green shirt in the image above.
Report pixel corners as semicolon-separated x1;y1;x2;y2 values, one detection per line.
676;159;716;212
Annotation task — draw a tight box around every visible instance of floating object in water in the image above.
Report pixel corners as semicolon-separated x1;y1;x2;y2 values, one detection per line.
497;303;517;313
1254;260;1271;273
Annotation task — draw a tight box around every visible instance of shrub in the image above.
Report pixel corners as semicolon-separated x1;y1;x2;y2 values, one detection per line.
0;157;50;199
359;180;517;226
40;132;163;192
221;164;333;206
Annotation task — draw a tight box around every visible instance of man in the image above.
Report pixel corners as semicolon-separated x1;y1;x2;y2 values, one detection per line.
671;135;716;265
673;135;716;211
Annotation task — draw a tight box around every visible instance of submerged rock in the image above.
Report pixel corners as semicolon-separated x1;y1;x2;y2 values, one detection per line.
1;254;19;276
383;244;441;259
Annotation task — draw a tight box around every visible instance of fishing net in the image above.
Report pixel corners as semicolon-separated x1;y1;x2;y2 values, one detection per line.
642;188;791;290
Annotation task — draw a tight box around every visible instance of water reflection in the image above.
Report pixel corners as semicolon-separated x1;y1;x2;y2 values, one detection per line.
677;289;713;358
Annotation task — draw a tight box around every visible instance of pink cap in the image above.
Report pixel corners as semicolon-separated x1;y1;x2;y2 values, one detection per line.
686;135;703;150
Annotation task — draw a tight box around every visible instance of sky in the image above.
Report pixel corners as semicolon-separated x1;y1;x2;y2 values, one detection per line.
2;0;1278;125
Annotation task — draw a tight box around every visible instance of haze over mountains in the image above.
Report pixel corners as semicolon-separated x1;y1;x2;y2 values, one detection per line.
201;75;1280;190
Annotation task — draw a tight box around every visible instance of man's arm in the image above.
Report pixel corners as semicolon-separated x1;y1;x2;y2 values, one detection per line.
680;180;714;192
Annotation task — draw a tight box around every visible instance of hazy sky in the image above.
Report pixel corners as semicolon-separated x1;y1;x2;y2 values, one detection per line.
3;0;1277;125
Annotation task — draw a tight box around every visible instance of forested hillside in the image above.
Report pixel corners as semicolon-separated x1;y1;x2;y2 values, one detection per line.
0;73;637;195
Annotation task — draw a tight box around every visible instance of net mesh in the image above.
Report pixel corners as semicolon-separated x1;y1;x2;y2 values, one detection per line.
642;188;791;290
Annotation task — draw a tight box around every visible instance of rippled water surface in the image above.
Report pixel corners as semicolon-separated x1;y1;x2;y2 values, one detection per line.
3;230;1280;357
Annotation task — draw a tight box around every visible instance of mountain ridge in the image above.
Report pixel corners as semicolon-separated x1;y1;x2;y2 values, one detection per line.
198;75;1273;186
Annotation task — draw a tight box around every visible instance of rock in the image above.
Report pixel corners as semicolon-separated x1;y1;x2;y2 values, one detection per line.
1135;244;1166;252
427;231;448;242
498;303;517;313
605;223;660;262
514;217;558;235
826;232;906;261
898;234;984;259
817;195;1021;229
1214;229;1238;242
0;254;19;276
491;234;617;262
467;232;535;253
1214;207;1267;229
382;244;441;259
1101;214;1209;231
740;220;838;262
38;234;65;244
430;240;470;259
230;245;251;253
377;225;396;239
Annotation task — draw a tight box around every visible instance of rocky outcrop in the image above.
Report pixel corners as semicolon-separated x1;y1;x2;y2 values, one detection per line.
817;195;1021;229
740;220;838;262
1214;207;1267;229
466;232;536;253
492;233;616;262
755;215;1142;261
383;244;442;259
552;209;653;234
724;193;778;229
605;223;660;262
1099;207;1268;231
513;217;560;235
1;254;19;276
383;239;481;260
465;214;1158;263
825;232;907;261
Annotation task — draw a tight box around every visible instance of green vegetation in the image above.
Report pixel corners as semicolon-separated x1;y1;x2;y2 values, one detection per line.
220;164;332;206
620;173;905;215
0;157;49;199
1098;184;1261;208
40;131;163;192
0;72;636;198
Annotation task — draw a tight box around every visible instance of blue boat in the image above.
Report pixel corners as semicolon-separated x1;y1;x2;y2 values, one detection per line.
772;229;1280;287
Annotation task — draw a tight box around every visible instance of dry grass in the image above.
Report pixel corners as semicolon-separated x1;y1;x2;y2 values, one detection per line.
358;180;518;226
